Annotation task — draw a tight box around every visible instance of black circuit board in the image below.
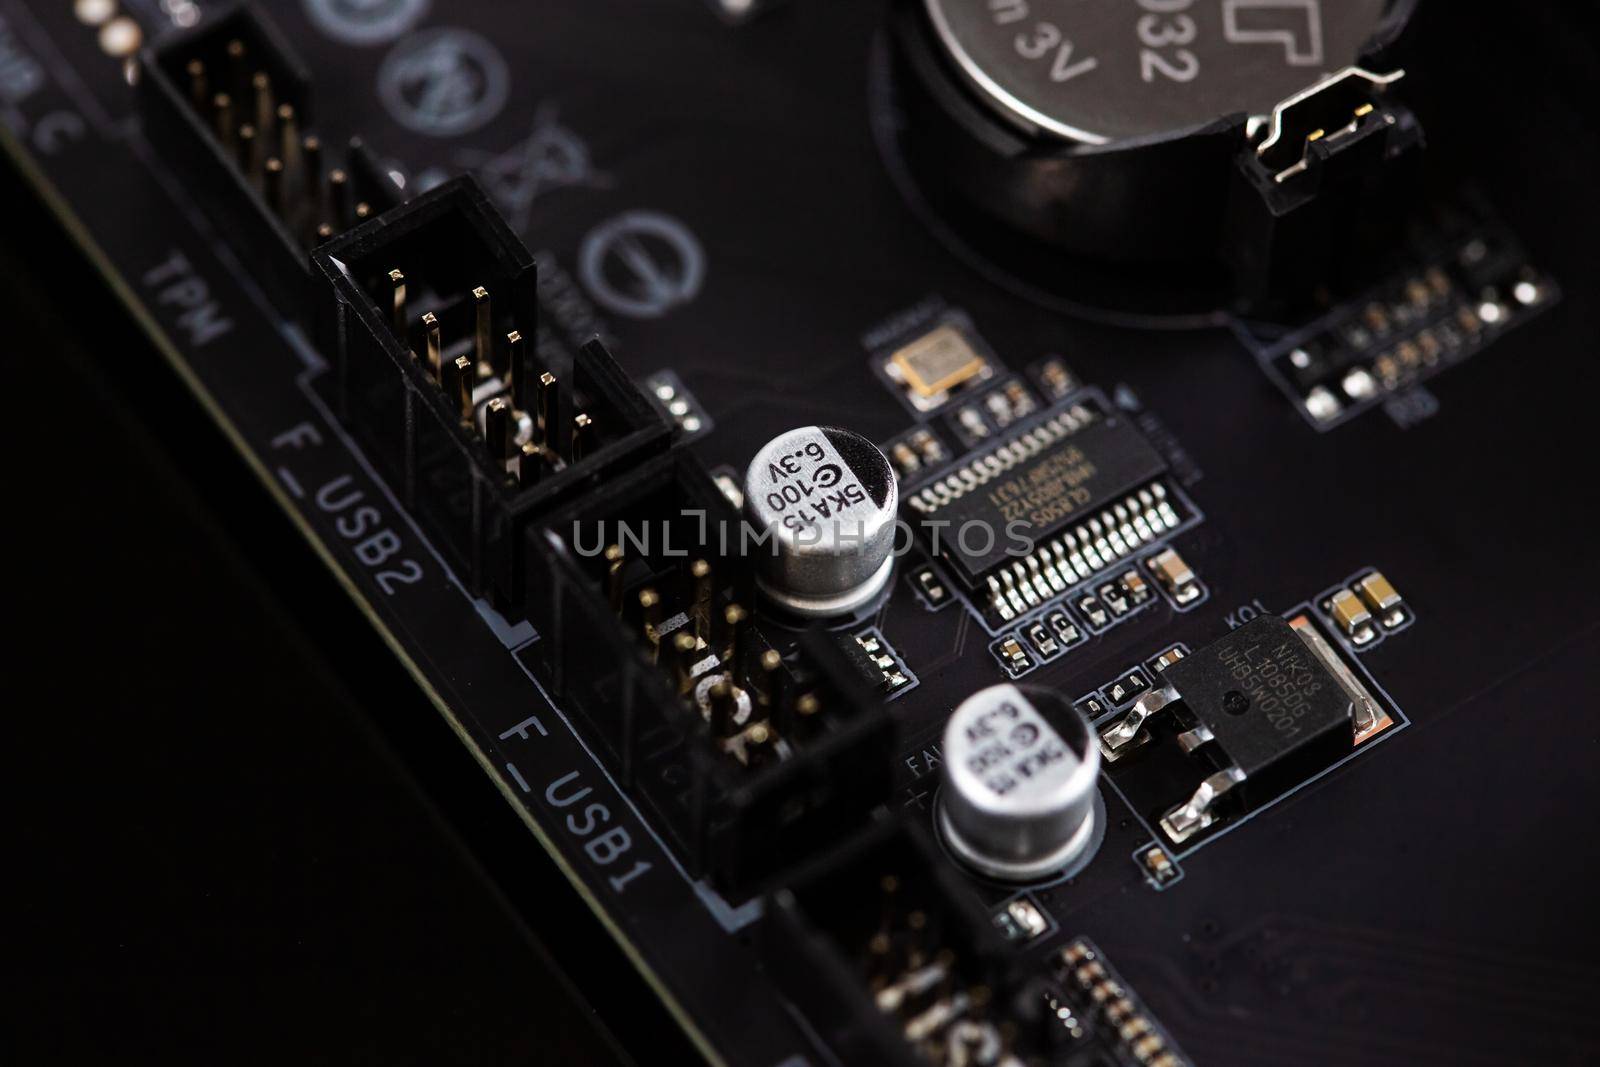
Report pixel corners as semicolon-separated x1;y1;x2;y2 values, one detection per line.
4;2;1599;1065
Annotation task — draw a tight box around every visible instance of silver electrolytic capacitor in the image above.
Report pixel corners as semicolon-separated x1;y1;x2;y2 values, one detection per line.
743;426;898;617
938;683;1102;882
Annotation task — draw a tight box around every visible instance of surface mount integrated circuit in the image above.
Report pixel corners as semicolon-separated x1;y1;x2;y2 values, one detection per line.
905;400;1181;621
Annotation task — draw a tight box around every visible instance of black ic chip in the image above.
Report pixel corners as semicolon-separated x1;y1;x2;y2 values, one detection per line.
906;409;1170;590
1163;616;1355;799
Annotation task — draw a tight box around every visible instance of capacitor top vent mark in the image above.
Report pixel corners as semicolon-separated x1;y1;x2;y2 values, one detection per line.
742;427;899;618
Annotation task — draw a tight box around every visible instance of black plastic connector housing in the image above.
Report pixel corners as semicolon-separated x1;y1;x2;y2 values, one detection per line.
138;2;400;322
529;450;895;894
763;818;1047;1066
313;176;670;603
1223;75;1426;311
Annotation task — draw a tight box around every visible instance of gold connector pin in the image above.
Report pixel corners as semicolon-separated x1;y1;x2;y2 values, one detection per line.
518;442;543;487
250;70;273;135
276;103;298;176
571;413;593;462
236;122;258;176
742;721;776;766
721;603;748;668
669;632;700;694
639;588;664;658
709;680;740;736
504;330;524;401
327;168;350;229
223;39;246;92
388;270;406;334
212;92;234;149
263;157;284;214
186;59;208;112
485;397;513;464
421;311;441;380
301;135;322;206
604;544;626;612
535;372;557;446
690;559;712;637
472;286;492;378
755;648;782;709
450;355;474;421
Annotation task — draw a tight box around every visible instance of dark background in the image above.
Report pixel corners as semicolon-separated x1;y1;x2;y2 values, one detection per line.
0;159;687;1064
6;3;1600;1064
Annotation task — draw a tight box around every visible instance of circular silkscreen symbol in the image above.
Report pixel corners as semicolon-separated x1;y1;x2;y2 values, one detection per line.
378;27;508;137
578;211;706;320
304;0;429;46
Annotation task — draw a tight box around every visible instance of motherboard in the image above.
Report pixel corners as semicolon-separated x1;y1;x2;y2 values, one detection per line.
4;1;1598;1063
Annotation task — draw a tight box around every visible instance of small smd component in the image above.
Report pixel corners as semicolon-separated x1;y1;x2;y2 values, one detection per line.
884;323;993;410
